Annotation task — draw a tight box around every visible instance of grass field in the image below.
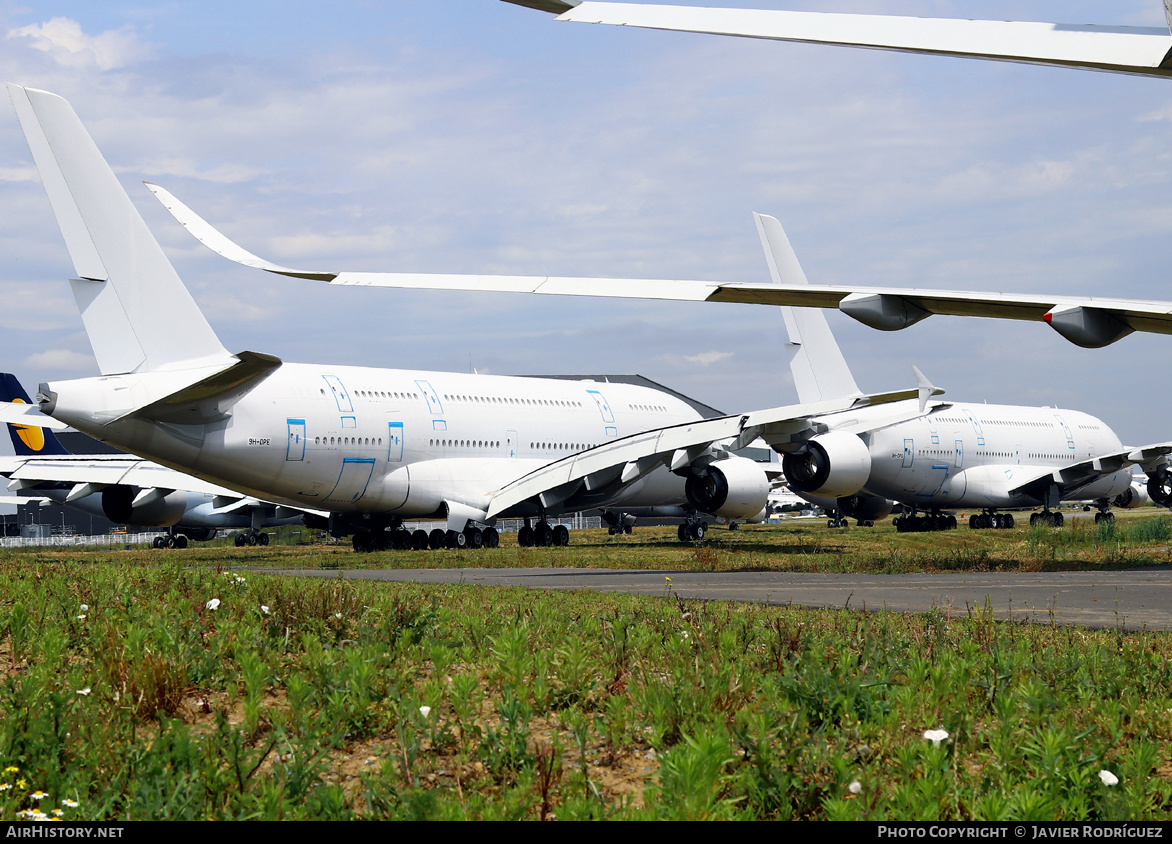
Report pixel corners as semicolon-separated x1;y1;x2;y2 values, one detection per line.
0;511;1170;820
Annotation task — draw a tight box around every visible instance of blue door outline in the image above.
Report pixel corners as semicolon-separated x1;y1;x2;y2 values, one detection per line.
387;421;404;462
322;375;353;412
416;380;444;415
286;418;305;461
587;390;615;423
325;458;376;505
902;438;914;468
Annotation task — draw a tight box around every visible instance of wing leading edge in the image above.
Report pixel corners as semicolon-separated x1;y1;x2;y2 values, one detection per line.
503;1;1172;79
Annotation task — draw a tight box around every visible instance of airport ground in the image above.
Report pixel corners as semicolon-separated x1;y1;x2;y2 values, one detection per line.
0;510;1169;819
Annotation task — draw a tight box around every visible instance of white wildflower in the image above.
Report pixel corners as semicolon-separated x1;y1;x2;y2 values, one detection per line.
849;781;862;794
62;799;78;808
419;705;431;718
261;605;270;615
206;598;220;611
76;688;91;696
79;604;88;612
923;729;949;746
1099;770;1119;787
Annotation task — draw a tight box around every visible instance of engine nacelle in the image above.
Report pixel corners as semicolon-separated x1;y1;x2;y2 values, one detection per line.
684;455;770;520
1113;483;1149;510
101;486;188;527
837;493;895;522
782;431;872;499
1147;471;1172;508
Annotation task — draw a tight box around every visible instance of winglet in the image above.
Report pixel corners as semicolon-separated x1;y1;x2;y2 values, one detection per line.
912;365;943;413
144;182;337;282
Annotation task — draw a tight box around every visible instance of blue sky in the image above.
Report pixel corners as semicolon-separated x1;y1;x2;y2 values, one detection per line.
2;0;1172;474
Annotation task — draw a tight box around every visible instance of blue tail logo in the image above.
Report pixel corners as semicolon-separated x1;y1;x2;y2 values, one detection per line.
0;374;68;456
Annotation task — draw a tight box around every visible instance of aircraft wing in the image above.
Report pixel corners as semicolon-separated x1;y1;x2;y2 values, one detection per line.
486;385;937;518
148;183;1172;350
1007;444;1172;500
5;455;236;496
502;1;1172;79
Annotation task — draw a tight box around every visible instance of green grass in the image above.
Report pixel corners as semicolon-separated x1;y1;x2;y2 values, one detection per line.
23;508;1170;575
0;549;1168;819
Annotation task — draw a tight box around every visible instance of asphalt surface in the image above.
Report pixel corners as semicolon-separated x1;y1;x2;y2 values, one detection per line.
263;566;1172;631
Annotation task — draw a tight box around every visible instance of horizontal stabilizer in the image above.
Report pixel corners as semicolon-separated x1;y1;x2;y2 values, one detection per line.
0;401;68;430
126;351;282;425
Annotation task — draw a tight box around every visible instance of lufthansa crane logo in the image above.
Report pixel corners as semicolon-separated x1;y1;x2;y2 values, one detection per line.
10;398;44;452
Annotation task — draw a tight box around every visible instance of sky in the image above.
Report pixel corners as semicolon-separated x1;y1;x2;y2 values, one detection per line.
2;0;1172;481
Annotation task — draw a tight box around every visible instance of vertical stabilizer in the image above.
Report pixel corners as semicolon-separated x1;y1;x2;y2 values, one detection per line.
753;213;861;403
0;374;69;456
6;84;230;375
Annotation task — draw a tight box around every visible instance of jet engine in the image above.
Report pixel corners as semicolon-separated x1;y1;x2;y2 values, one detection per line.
836;493;894;522
1113;483;1150;510
1147;470;1172;508
683;456;770;520
101;486;187;527
782;431;872;499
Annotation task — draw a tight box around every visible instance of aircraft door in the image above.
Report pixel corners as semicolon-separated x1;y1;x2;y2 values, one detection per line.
415;380;444;415
286;418;306;461
954;439;963;469
1053;414;1075;452
387;421;404;463
506;429;518;458
587;390;615;423
324;458;376;506
902;439;914;468
322;375;353;412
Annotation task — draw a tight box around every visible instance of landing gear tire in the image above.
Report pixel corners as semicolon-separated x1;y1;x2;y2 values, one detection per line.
174;534;189;549
412;529;430;550
553;524;570;547
235;533;246;547
428;528;446;550
153;536;165;549
446;529;467;550
483;527;500;548
258;532;269;547
464;527;484;549
535;522;554;547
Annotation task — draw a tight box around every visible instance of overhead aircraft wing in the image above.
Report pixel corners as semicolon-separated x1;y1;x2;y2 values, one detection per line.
502;1;1172;79
1007;443;1172;500
148;185;1172;350
5;455;235;496
486;384;940;518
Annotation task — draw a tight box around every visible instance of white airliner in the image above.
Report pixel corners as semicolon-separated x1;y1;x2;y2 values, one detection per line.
0;375;317;548
151;144;1172;533
759;216;1156;530
502;1;1172;80
10;84;966;552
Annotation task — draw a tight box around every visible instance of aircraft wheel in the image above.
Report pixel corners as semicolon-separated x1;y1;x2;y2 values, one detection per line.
428;528;446;550
446;529;467;550
693;522;707;541
518;526;534;547
623;524;632;534
164;535;175;549
247;532;259;546
678;524;689;542
235;533;247;547
608;526;617;535
465;527;484;549
258;532;269;547
174;534;189;549
483;527;500;548
1004;515;1014;529
553;524;570;546
153;536;165;549
535;522;554;547
1055;512;1065;528
412;529;430;550
728;522;739;531
352;532;367;553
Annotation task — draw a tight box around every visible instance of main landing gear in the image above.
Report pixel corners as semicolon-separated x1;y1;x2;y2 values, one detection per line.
969;511;1015;530
353;524;502;553
152;529;190;549
1029;510;1065;528
234;530;270;547
824;509;874;529
893;511;958;532
677;512;708;542
1093;499;1115;525
517;518;569;548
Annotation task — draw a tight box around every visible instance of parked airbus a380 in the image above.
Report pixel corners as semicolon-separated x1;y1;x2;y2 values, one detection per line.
11;84;970;552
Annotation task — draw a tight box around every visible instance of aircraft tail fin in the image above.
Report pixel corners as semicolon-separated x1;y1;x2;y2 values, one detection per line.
1166;0;1172;33
0;374;70;456
753;213;861;403
6;84;231;376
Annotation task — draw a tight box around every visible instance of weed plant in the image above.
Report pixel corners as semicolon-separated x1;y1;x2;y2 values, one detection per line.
0;556;1166;819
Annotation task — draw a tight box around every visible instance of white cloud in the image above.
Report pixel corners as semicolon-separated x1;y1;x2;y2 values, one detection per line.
684;351;733;366
23;349;94;373
7;17;150;71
